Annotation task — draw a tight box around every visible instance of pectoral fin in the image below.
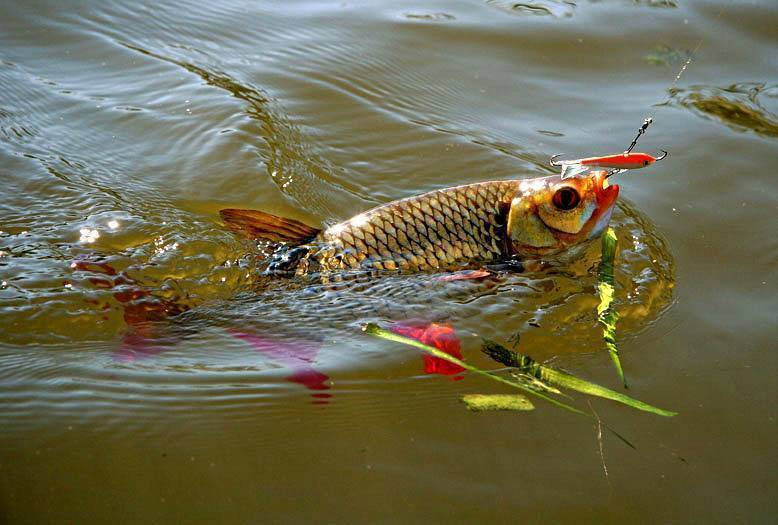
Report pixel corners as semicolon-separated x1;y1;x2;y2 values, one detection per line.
560;163;591;180
220;208;320;244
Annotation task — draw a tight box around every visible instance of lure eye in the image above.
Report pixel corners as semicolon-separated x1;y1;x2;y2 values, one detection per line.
552;187;580;211
643;160;649;166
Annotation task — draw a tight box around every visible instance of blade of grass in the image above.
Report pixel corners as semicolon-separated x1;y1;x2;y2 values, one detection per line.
599;227;627;387
482;339;676;417
509;371;565;396
364;323;641;449
478;338;566;396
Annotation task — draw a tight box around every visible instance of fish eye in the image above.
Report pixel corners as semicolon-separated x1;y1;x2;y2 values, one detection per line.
552;187;581;211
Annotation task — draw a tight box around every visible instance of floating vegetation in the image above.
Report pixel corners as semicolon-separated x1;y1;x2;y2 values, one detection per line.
363;323;676;417
363;323;587;416
481;340;675;416
644;44;691;67
510;370;564;396
486;0;576;18
461;394;534;411
598;228;626;387
666;82;778;138
633;0;677;8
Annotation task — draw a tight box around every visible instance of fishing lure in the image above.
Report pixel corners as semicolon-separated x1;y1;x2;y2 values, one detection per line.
551;118;668;179
550;150;668;180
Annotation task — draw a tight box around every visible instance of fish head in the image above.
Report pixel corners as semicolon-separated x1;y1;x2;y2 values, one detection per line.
507;171;619;257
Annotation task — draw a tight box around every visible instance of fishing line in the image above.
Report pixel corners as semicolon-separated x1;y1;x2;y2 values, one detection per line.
550;8;724;175
625;5;726;153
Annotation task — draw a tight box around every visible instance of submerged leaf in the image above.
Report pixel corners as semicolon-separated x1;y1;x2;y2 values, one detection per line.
644;44;689;66
597;282;615;316
510;371;563;395
480;334;564;395
481;338;524;367
598;227;626;387
365;323;654;448
461;394;534;411
481;340;676;417
598;228;618;287
363;323;587;415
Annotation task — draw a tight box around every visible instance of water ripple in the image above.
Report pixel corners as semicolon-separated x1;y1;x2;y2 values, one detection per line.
667;82;778;138
486;0;576;18
0;197;675;421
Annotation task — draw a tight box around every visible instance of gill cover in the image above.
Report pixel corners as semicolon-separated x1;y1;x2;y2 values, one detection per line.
506;174;616;256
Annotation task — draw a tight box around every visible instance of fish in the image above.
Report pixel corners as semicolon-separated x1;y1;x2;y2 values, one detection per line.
220;170;619;276
551;151;667;180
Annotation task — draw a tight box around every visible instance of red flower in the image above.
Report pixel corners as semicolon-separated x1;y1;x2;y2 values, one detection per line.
391;322;465;378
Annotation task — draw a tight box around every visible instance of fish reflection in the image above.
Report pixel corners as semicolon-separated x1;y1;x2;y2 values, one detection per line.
229;331;331;400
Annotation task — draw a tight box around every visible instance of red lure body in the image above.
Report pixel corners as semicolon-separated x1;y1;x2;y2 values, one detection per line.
550;150;667;179
578;152;658;169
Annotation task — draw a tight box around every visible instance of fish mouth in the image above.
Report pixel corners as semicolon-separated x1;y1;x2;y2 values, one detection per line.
588;172;619;237
597;180;619;210
595;170;619;210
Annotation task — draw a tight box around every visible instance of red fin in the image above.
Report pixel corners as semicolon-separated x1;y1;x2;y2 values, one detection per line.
220;208;320;244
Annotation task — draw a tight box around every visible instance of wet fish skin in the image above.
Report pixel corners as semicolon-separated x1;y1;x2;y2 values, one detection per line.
221;171;619;276
294;180;520;274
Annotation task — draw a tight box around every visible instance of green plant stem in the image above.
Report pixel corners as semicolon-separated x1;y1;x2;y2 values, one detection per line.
599;227;627;387
362;323;586;416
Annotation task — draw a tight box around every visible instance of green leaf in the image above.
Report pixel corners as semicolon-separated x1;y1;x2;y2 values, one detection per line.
481;340;676;417
363;323;652;448
461;394;534;411
597;282;615;317
598;227;627;387
510;371;564;395
362;323;587;416
644;44;691;67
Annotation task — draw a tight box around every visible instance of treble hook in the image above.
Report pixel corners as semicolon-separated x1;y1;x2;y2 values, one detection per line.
655;149;668;161
604;169;626;179
549;154;564;167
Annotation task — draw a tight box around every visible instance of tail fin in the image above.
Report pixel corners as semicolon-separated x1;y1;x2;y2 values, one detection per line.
220;208;320;244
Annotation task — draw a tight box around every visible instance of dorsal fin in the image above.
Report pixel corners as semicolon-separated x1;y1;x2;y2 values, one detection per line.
220;208;320;244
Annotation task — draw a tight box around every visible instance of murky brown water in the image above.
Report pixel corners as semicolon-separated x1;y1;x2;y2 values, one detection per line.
1;0;776;523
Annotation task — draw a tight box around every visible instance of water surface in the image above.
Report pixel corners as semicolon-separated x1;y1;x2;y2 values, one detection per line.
0;0;776;523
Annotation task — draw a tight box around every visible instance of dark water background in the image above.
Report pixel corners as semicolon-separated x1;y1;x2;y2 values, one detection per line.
0;0;776;523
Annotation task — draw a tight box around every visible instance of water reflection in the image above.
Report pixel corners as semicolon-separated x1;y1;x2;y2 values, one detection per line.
228;332;331;400
668;82;778;138
0;0;775;520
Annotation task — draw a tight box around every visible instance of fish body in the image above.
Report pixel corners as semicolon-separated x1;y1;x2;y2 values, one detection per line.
221;171;619;276
293;180;516;274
